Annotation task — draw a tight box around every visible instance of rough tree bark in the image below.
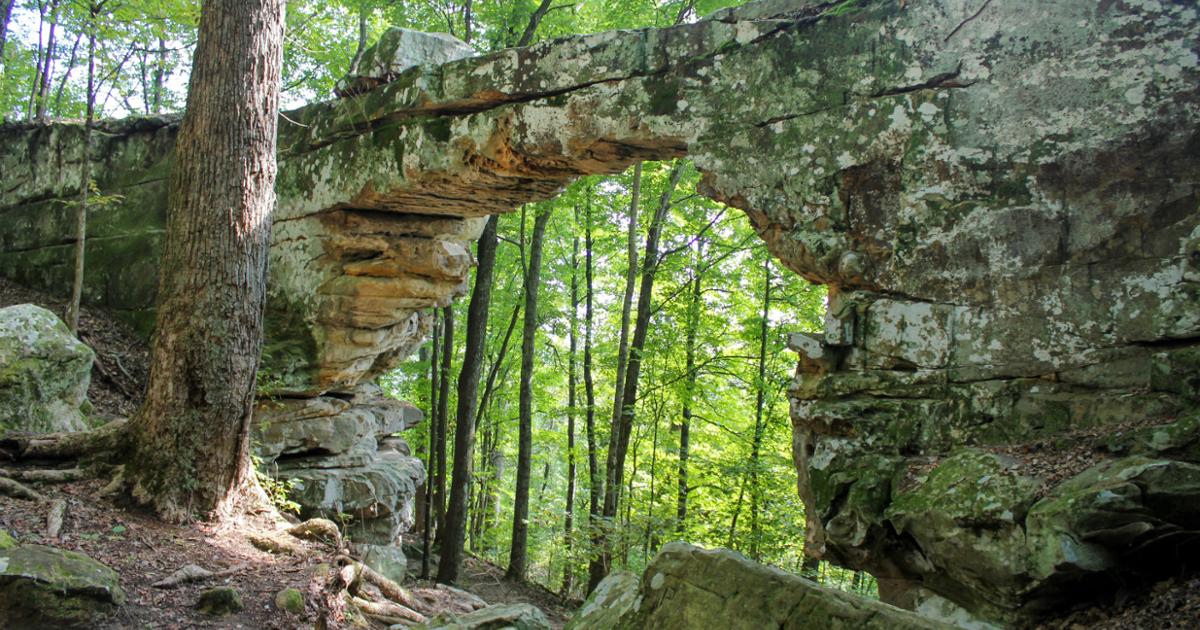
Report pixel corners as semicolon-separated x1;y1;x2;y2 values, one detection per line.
590;161;684;590
437;214;499;584
507;207;551;582
122;0;285;521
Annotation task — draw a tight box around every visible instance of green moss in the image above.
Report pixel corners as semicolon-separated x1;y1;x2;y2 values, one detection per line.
196;586;243;616
0;530;15;549
274;588;304;614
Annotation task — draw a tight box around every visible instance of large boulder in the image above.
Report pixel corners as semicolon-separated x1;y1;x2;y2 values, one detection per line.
0;304;94;433
566;543;947;630
0;544;126;629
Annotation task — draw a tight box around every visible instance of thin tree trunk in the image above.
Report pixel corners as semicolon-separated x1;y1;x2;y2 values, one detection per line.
475;299;521;429
516;0;553;47
434;305;453;540
346;1;369;75
748;257;771;559
462;0;472;44
676;246;702;535
152;38;166;113
438;214;500;584
123;0;284;521
35;0;61;121
582;192;602;593
422;311;440;579
0;0;15;64
728;470;746;547
507;208;550;582
52;30;82;113
592;162;685;590
67;4;98;335
562;211;579;595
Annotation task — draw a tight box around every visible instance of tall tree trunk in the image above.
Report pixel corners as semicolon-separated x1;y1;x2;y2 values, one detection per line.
422;311;441;579
562;210;579;595
434;304;453;539
0;0;15;64
676;246;702;534
67;4;99;335
51;30;82;113
588;164;641;590
748;258;772;559
591;162;684;590
507;208;550;582
123;0;284;521
438;214;500;584
582;192;602;591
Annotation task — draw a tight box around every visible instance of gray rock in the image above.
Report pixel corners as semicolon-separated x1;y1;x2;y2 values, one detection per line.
565;570;639;630
0;544;125;628
415;602;551;630
196;586;243;616
0;304;94;433
359;543;408;585
567;543;946;630
337;28;475;96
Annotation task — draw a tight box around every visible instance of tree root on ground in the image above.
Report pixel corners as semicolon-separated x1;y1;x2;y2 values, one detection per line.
0;418;127;461
0;475;44;500
0;467;87;483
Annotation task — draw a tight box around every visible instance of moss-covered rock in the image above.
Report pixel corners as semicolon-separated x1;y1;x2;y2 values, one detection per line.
195;586;243;616
0;305;95;433
0;544;125;629
565;570;639;630
274;587;305;614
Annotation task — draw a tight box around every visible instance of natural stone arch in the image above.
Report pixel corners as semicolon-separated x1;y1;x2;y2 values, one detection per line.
1;0;1197;625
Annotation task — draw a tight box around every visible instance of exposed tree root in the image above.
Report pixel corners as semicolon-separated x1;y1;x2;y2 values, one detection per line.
337;555;423;611
348;594;426;624
0;418;127;461
0;475;44;500
0;467;87;483
287;518;342;547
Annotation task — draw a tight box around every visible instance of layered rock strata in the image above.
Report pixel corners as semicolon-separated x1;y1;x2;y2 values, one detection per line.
0;0;1197;623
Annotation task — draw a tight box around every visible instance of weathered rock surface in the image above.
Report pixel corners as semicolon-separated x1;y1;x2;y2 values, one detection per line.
565;543;946;630
1;0;1197;624
337;28;476;97
0;544;126;628
414;602;551;630
0;304;94;433
254;384;425;545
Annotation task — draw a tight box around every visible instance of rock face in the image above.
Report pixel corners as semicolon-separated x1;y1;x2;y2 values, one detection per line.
1;0;1197;624
253;384;425;544
0;544;126;629
0;304;95;433
566;543;945;630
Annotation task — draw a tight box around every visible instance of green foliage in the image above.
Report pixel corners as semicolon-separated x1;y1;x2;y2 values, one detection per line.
250;450;301;515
